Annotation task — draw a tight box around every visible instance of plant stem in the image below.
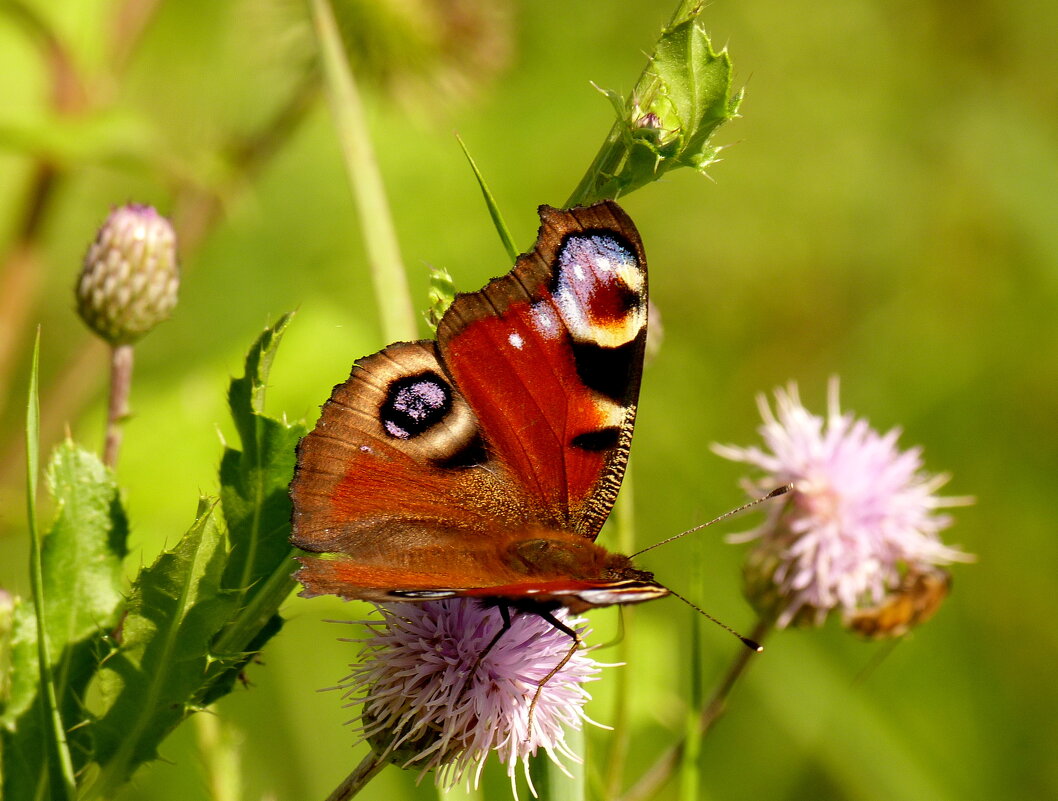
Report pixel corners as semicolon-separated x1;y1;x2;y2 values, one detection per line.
194;711;242;801
618;614;775;801
104;344;134;468
530;724;585;801
678;542;706;801
324;750;389;801
310;0;418;343
25;331;78;800
604;466;637;798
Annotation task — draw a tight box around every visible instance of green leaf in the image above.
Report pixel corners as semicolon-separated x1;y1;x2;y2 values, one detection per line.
87;500;236;797
456;133;517;262
82;316;306;796
40;444;130;652
567;5;741;206
2;442;129;801
208;314;307;702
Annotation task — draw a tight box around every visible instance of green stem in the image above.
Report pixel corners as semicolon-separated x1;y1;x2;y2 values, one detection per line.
566;0;729;208
529;724;585;801
678;539;706;801
310;0;417;343
618;613;775;801
324;749;389;801
194;712;242;801
25;331;77;801
604;466;637;798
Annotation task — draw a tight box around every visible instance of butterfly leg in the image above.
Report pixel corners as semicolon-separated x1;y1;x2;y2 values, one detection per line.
453;603;515;712
476;602;515;670
527;610;582;741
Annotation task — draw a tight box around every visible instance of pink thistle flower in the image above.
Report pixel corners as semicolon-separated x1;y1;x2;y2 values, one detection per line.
337;599;603;796
713;379;973;632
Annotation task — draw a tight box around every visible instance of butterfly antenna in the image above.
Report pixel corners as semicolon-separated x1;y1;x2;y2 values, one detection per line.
630;484;791;559
666;585;764;652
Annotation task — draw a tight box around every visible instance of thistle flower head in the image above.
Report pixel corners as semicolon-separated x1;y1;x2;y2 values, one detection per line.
76;204;179;345
713;379;973;632
340;599;603;796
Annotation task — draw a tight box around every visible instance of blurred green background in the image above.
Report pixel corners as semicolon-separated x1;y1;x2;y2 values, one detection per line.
1;0;1054;799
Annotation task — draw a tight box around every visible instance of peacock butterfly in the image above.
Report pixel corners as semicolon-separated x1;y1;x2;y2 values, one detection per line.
289;200;669;617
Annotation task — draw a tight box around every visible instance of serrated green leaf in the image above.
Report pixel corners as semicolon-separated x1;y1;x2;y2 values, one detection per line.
1;444;128;722
42;443;129;653
86;499;236;797
209;315;306;700
650;12;741;169
2;441;129;801
567;6;740;205
79;317;307;796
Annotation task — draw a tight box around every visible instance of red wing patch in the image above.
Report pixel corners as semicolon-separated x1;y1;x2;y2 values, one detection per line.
437;202;647;539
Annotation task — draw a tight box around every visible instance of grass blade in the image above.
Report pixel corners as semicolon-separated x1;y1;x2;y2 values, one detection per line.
24;329;77;800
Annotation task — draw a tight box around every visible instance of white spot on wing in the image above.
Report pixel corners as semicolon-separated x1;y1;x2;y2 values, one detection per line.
508;332;524;349
531;303;560;335
594;255;613;272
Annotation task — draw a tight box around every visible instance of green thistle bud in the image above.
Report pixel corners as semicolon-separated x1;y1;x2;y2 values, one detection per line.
423;264;457;331
76;204;179;345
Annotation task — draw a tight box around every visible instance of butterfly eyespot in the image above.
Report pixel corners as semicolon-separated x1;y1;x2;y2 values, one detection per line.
551;231;646;349
380;371;452;439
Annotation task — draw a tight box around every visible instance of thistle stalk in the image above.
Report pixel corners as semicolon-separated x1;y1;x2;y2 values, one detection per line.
103;343;133;467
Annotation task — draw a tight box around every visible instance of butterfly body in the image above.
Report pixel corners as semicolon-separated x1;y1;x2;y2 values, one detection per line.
290;201;667;614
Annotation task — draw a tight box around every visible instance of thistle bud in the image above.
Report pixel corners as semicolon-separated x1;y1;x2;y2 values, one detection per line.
76;204;179;345
423;264;457;331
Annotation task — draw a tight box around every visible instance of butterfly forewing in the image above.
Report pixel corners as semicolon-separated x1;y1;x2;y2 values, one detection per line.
437;202;648;539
